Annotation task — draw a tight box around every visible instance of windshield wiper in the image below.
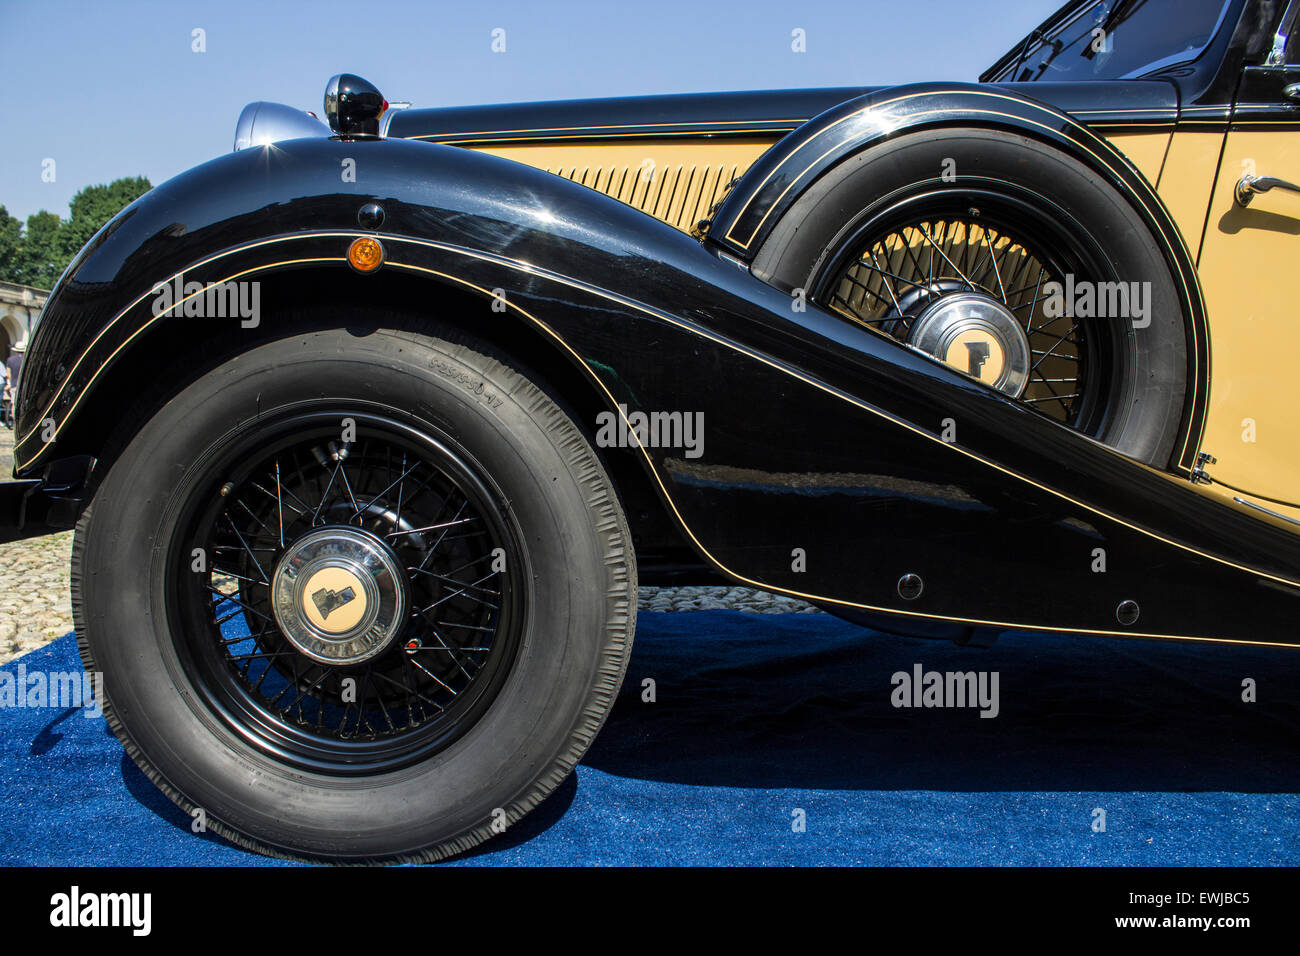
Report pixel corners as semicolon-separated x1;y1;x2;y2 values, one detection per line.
1010;28;1047;80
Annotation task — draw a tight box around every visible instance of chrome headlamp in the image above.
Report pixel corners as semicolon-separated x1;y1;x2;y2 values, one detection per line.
233;101;331;152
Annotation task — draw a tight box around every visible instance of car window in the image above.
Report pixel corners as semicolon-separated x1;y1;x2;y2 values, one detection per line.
999;0;1232;82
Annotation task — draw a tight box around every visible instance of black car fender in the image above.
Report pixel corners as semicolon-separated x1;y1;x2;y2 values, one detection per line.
13;135;771;476
14;131;1300;646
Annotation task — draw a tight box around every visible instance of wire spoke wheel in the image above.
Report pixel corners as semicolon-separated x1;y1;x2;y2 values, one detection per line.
171;411;525;775
74;326;635;861
815;191;1126;438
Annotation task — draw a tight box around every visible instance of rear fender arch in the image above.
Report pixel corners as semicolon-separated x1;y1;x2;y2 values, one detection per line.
707;82;1210;475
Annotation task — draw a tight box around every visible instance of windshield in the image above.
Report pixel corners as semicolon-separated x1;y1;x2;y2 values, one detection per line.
990;0;1233;82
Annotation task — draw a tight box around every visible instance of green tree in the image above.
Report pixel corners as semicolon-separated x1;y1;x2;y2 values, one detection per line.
0;176;151;288
59;176;152;263
0;206;20;283
16;211;64;290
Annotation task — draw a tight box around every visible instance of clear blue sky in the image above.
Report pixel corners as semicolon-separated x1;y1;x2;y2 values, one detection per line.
0;0;1051;222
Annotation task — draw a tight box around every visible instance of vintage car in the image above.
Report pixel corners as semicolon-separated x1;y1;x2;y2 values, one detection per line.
2;0;1298;861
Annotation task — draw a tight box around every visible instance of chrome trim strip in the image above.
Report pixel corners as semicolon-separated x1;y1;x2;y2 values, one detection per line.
378;101;410;138
1234;496;1300;526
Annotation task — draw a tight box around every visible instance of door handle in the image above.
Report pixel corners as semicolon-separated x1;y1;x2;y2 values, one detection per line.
1235;173;1300;206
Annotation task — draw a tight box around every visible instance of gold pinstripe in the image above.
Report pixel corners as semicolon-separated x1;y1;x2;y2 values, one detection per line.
426;131;798;146
15;230;1299;652
724;92;1186;253
373;255;1300;649
15;243;341;450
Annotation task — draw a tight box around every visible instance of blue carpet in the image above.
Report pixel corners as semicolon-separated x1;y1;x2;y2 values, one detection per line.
3;611;1299;866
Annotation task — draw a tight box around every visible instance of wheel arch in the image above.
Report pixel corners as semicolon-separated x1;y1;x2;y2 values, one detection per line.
8;132;769;577
708;82;1211;475
42;262;695;575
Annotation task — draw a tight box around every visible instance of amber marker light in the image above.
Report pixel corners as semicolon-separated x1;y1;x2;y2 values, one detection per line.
348;237;385;273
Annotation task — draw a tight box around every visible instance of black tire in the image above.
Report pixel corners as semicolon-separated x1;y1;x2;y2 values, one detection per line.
72;324;635;862
751;128;1188;467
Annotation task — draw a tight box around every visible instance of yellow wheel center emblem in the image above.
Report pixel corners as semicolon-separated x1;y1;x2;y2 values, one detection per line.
943;329;1006;385
302;566;368;634
907;292;1031;398
271;526;407;665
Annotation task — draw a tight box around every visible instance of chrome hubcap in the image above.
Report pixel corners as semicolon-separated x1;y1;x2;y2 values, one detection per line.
271;526;408;665
908;291;1031;398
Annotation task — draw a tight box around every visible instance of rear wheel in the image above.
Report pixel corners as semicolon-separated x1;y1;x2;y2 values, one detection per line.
752;128;1188;467
73;324;635;862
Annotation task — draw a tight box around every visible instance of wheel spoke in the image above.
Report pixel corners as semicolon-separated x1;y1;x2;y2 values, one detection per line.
916;224;976;291
223;516;270;584
353;457;419;522
404;655;458;696
824;209;1100;433
386;516;477;538
274;460;285;549
982;227;1008;304
1022;392;1081;404
188;421;519;766
421;570;501;613
866;249;905;314
1030;324;1079;375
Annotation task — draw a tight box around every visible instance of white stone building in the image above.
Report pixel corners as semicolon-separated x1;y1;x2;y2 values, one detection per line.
0;281;46;356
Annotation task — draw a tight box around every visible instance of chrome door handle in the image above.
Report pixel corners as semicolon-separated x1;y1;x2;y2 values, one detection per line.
1235;173;1300;206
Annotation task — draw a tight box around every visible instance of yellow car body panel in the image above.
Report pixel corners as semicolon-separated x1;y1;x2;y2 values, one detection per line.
470;120;1299;518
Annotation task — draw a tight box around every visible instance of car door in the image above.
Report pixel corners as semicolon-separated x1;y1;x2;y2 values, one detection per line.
1194;2;1300;515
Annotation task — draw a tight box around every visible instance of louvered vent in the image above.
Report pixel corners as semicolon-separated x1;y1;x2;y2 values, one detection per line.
549;162;749;233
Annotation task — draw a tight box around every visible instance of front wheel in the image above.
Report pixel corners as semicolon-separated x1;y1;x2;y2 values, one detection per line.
73;324;635;862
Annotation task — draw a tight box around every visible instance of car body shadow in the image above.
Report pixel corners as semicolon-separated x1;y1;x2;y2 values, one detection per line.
111;610;1300;864
581;611;1300;792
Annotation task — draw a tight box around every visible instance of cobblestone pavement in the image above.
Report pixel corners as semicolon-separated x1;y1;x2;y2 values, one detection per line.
1;425;77;663
0;530;74;663
0;420;817;664
638;585;820;614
